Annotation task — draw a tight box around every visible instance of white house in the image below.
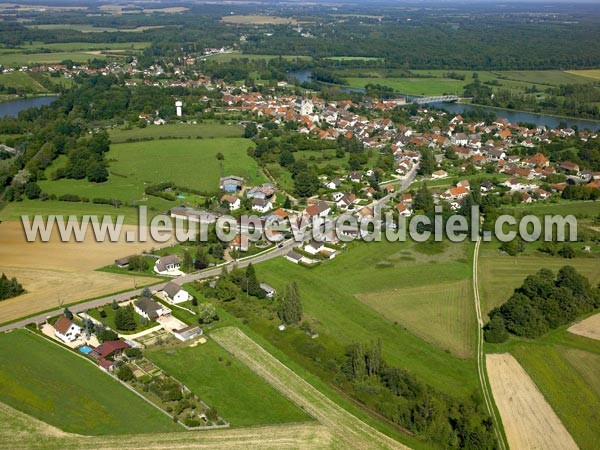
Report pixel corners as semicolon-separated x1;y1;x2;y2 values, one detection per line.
162;282;191;304
54;316;82;343
172;325;203;342
260;283;277;298
431;170;448;179
134;297;164;320
326;178;341;190
252;198;273;213
154;255;181;275
305;240;325;255
221;194;241;211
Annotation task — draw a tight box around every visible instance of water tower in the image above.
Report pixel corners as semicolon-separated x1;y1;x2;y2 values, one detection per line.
175;100;183;117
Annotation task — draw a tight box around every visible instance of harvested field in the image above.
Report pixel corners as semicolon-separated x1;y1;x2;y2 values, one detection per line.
568;313;600;341
486;353;578;450
211;327;407;450
0;221;166;324
0;401;332;449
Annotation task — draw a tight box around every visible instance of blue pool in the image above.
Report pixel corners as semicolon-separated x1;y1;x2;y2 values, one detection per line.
79;345;94;355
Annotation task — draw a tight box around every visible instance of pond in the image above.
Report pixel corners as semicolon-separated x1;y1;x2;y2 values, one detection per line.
0;96;58;118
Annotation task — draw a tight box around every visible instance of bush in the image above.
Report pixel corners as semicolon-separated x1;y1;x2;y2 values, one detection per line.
483;314;508;343
125;347;142;359
117;365;134;382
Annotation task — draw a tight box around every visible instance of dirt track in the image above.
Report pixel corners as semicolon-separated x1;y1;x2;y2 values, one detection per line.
211;327;407;450
0;221;163;324
486;353;578;450
568;313;600;341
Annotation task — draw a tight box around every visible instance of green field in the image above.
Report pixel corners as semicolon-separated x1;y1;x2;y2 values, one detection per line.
478;252;600;315
346;76;466;96
254;240;479;398
146;339;311;427
39;137;265;203
26;24;164;33
0;329;178;435
203;51;311;62
108;123;243;143
88;304;159;333
357;279;476;359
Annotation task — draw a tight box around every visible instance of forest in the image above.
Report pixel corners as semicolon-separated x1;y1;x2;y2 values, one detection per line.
484;266;600;343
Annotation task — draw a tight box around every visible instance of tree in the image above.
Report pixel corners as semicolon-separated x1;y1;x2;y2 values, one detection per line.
294;170;319;198
96;327;118;342
216;152;224;161
129;255;149;272
198;302;219;324
277;282;302;325
558;243;575;259
279;149;295;167
0;273;24;301
24;182;41;199
117;365;134;382
483;314;508;343
111;299;120;310
500;238;525;256
86;160;109;183
244;122;258;138
215;279;238;302
417;147;436;176
182;251;194;272
283;196;292;209
194;248;209;270
63;307;73;321
114;304;136;331
413;183;434;213
141;286;152;298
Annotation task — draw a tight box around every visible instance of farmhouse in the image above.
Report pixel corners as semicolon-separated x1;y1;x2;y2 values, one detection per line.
53;316;82;343
154;255;181;275
162;282;191;304
252;198;273;213
134;297;164;320
114;256;133;268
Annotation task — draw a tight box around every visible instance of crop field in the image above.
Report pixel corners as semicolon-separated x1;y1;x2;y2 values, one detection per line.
26;24;164;33
356;279;476;359
146;339;311;427
211;327;407;450
486;353;578;450
568;313;600;341
108;123;243;143
0;399;332;450
566;69;600;80
39;138;265;203
256;240;479;398
509;344;600;450
0;330;178;435
221;15;298;25
0;221;163;324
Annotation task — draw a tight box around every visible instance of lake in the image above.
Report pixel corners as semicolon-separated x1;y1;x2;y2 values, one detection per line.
0;96;57;118
287;70;600;131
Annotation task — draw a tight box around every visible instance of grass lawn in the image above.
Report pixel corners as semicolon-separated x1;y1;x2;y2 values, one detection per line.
566;69;600;80
88;304;159;333
146;339;311;427
0;329;178;435
108;123;243;143
38;138;265;203
203;51;311;62
356;279;476;359
346;77;465;96
254;240;479;399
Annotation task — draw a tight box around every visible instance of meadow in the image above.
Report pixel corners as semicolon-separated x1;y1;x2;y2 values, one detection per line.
146;339;311;427
254;240;479;398
108;123;243;143
38;137;265;203
341;69;594;97
0;329;178;435
204;51;311;62
26;24;164;33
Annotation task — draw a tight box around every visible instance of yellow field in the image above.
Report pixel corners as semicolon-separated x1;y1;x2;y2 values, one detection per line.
486;353;578;450
0;221;166;324
565;69;600;80
356;279;476;359
568;313;600;341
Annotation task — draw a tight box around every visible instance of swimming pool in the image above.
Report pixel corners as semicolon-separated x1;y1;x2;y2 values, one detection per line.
79;345;94;355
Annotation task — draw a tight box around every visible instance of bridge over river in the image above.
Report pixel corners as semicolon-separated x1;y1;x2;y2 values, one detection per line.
412;95;459;104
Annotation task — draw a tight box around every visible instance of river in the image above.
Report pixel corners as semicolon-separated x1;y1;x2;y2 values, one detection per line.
287;70;600;131
0;96;57;118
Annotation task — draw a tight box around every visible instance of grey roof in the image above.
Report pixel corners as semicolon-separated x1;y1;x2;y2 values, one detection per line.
286;251;303;261
155;254;180;272
163;282;182;299
134;297;162;319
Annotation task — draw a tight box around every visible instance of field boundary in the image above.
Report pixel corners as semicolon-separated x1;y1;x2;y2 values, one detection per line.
473;237;509;450
211;326;408;450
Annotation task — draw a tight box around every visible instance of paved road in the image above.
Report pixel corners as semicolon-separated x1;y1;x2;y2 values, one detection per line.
0;168;419;333
0;239;298;332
